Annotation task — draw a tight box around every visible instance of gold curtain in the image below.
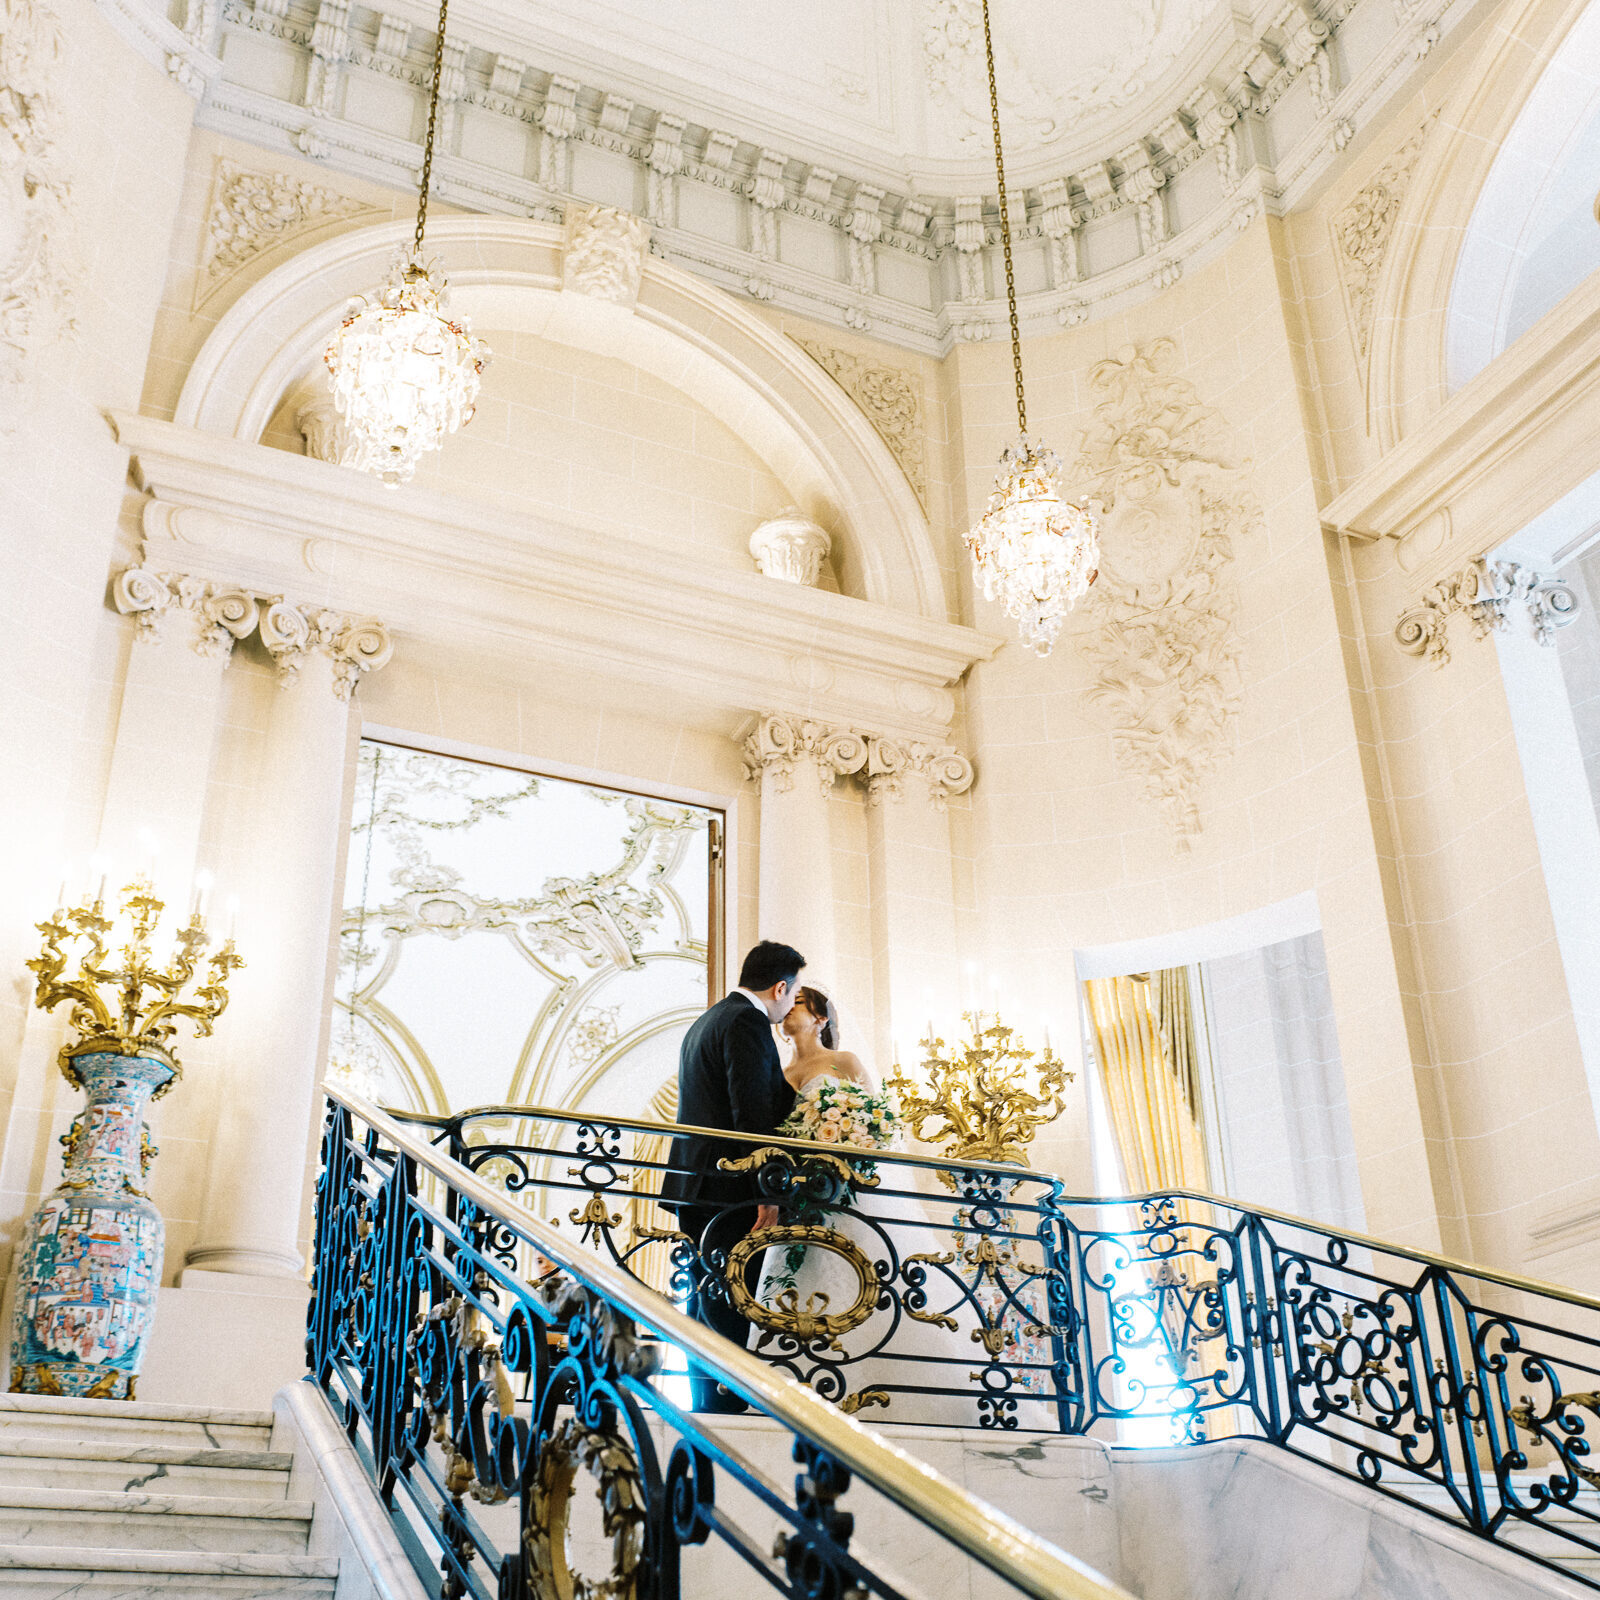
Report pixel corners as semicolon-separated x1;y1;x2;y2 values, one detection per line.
1082;970;1209;1193
628;1079;683;1295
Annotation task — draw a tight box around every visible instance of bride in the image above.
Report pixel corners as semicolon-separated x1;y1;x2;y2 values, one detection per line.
747;986;940;1413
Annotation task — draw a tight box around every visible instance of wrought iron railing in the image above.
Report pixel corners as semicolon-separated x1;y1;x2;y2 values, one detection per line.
374;1098;1600;1589
307;1087;1133;1600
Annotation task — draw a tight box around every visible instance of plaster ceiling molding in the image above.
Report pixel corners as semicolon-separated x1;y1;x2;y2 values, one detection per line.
749;508;832;587
1330;110;1438;368
197;158;380;304
1394;556;1578;667
562;203;651;307
920;0;1212;158
1071;338;1253;843
0;0;79;404
792;336;928;508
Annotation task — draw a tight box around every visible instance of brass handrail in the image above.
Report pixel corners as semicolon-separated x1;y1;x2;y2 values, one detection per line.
384;1094;1600;1318
329;1085;1135;1600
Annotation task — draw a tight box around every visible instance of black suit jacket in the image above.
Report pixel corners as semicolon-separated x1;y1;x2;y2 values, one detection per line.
660;994;795;1211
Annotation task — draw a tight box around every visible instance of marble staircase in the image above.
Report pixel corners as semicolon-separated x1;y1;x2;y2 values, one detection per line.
0;1392;338;1595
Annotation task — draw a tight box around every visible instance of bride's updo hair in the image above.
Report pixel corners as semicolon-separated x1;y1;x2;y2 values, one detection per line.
795;985;839;1050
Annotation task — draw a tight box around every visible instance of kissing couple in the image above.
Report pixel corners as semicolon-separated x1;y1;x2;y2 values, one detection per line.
660;939;886;1413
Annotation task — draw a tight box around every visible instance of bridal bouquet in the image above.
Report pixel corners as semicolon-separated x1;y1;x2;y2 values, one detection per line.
778;1078;902;1177
760;1080;902;1305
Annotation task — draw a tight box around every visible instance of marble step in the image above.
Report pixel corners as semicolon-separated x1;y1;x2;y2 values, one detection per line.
0;1435;293;1499
0;1486;313;1555
0;1394;273;1450
0;1545;337;1596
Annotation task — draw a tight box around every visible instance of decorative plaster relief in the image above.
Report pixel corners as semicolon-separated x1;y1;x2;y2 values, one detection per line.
743;713;972;808
0;0;79;398
1071;339;1254;842
743;714;869;798
1331;111;1437;363
562;204;650;307
259;600;393;699
749;509;832;587
921;0;1210;154
793;337;929;507
199;159;377;295
297;396;361;466
1394;557;1578;666
864;735;974;810
113;567;392;697
113;568;259;656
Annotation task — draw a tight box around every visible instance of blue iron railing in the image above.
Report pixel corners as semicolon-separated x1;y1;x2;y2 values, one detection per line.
307;1087;1132;1600
366;1098;1600;1590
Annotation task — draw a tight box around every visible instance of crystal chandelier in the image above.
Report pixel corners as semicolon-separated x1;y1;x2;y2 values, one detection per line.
963;0;1100;655
323;0;487;487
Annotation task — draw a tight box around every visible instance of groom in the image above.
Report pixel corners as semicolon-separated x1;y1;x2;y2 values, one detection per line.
662;939;804;1411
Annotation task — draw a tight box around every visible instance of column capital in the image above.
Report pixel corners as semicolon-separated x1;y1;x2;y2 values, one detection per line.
1395;556;1579;667
865;735;975;811
742;713;868;797
112;568;260;659
259;602;393;701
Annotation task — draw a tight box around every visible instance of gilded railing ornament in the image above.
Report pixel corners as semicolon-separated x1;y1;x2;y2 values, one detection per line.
14;874;244;1400
887;1011;1072;1166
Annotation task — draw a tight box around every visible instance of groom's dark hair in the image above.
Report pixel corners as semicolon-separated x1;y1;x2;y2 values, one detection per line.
739;940;805;992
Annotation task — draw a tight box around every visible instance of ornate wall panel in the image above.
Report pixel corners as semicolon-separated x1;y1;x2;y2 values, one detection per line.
1070;339;1256;841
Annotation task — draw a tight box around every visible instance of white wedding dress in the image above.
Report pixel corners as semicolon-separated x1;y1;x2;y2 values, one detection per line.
745;1072;962;1419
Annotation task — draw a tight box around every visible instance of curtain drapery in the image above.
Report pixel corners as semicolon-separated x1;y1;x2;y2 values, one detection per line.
1082;970;1209;1192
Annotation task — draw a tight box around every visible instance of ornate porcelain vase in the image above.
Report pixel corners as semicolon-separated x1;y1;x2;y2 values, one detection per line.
9;1050;171;1400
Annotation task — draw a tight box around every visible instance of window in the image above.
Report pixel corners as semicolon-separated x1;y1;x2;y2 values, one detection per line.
327;739;722;1116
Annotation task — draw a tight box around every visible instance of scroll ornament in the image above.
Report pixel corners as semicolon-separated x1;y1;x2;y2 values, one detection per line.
1069;339;1254;842
1395;558;1578;667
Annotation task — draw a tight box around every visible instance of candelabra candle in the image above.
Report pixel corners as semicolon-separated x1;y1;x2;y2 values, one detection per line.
12;878;244;1400
887;1010;1073;1167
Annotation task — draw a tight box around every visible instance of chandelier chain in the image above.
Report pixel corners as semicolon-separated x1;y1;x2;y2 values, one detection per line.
413;0;450;260
981;0;1026;438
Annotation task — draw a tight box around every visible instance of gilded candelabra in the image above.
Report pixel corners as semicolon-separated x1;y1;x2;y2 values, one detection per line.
887;1012;1073;1166
12;877;243;1399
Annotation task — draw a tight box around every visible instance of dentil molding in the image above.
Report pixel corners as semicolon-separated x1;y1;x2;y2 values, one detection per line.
90;0;1473;355
742;714;975;810
113;564;393;699
1394;557;1578;667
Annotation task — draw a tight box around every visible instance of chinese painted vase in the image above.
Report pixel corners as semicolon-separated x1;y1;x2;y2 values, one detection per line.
9;1050;169;1400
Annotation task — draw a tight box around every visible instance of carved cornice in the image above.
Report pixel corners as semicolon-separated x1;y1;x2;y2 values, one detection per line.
112;413;996;740
112;568;259;657
748;510;831;587
111;565;392;698
1395;558;1578;667
90;0;1470;354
